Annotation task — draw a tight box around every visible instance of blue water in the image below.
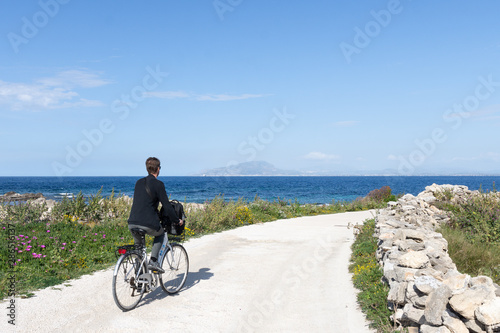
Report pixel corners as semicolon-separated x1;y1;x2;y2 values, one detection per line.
0;176;499;204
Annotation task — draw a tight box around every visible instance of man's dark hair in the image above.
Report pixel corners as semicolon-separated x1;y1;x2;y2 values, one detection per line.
146;157;160;175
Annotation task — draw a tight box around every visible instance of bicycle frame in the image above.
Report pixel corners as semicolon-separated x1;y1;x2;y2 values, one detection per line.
113;233;175;292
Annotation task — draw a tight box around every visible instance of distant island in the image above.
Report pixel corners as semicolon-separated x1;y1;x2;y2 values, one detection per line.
194;161;500;177
195;161;304;176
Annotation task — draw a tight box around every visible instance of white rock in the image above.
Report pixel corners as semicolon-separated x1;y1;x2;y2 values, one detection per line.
475;297;500;327
398;251;430;269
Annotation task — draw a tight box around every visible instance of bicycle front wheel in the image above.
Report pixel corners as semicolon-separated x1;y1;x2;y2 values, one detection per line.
112;252;145;311
160;244;189;294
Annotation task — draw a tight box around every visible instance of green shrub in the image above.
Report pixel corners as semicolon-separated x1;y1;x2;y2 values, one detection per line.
435;189;500;243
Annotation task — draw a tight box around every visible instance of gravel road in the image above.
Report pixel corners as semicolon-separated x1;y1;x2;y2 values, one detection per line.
2;210;376;333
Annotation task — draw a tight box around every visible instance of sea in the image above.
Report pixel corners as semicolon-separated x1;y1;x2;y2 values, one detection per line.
0;176;499;204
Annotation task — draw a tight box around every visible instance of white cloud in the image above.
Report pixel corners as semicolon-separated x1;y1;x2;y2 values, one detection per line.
451;152;500;162
144;91;269;101
37;70;111;89
0;69;109;111
143;91;190;99
303;152;340;160
332;120;359;127
387;154;398;161
195;93;268;101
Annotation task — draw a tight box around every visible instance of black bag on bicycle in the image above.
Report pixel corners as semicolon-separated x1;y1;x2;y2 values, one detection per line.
160;200;186;235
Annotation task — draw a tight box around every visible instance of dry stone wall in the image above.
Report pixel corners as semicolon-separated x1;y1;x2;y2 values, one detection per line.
375;184;500;333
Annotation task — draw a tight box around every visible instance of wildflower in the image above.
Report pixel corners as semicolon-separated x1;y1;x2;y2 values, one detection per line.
103;235;106;238
62;243;66;246
19;234;24;237
72;241;76;243
47;230;50;233
40;245;45;248
93;239;96;242
61;247;65;250
33;236;37;240
18;250;23;253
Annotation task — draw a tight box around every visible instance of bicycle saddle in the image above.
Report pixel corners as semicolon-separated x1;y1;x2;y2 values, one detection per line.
130;228;147;236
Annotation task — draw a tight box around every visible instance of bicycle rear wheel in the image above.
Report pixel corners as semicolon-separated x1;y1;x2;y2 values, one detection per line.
160;244;189;294
112;252;145;311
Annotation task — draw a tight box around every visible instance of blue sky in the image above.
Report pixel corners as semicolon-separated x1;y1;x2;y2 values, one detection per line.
1;0;500;176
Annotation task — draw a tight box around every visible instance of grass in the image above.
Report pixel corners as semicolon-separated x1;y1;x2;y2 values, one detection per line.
349;218;399;333
0;186;395;300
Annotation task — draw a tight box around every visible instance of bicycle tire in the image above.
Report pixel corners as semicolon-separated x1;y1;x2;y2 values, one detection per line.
112;252;145;311
159;244;189;294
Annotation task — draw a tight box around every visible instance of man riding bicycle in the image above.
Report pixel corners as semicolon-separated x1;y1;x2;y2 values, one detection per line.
127;157;183;273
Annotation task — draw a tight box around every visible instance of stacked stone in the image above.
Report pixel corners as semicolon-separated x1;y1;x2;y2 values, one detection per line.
375;184;500;333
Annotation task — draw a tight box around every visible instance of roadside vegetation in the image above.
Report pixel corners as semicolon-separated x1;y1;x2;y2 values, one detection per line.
433;187;500;285
0;186;395;300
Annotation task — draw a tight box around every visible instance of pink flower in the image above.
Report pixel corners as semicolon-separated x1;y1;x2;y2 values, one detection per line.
62;243;66;246
17;259;21;261
33;236;37;240
72;241;76;243
61;247;65;250
83;236;86;238
47;230;50;233
40;245;45;248
43;255;46;258
93;239;96;242
18;250;23;253
94;233;97;236
19;234;24;237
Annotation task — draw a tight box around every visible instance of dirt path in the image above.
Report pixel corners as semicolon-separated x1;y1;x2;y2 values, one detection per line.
1;210;376;333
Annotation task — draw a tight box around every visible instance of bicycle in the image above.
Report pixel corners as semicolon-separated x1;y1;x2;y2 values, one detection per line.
112;227;189;311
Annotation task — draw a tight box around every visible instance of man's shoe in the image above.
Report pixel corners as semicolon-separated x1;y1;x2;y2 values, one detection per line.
148;260;165;274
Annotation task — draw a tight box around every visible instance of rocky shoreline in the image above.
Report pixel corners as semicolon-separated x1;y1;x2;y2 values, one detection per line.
0;191;45;202
375;184;500;333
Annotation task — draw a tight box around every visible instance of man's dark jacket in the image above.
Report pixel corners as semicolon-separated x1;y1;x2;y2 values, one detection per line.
127;174;179;230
